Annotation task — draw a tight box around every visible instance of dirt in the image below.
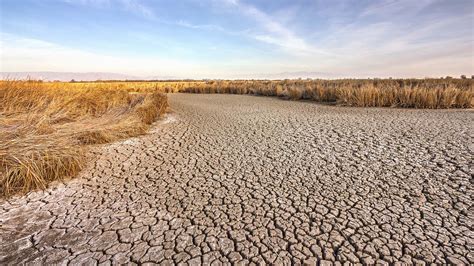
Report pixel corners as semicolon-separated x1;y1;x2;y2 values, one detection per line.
1;94;472;264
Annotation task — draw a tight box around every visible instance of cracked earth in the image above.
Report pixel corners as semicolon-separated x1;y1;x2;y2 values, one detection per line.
1;94;473;265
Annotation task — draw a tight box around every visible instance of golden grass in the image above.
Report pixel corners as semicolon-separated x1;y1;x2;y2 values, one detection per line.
0;80;167;197
179;79;473;108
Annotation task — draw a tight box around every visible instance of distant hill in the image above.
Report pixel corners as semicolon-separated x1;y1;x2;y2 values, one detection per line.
0;71;344;81
252;71;343;80
0;72;180;81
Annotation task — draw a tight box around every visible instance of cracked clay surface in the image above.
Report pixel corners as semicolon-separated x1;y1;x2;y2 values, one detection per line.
1;94;473;265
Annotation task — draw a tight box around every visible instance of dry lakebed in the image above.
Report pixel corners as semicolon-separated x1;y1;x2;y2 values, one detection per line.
1;94;472;265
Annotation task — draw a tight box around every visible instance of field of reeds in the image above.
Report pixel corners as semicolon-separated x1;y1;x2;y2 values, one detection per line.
180;78;473;108
75;78;473;108
0;81;167;197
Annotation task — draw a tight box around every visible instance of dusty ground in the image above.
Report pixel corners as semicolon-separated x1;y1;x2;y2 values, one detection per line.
1;94;473;265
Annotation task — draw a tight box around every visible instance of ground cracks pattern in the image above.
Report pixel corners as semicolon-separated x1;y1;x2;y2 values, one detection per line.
1;94;473;265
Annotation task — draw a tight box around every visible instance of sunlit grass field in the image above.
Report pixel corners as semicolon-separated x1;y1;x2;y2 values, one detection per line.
180;78;473;108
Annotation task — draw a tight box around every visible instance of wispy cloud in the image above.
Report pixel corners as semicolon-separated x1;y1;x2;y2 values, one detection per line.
176;20;226;32
302;0;474;77
61;0;156;19
360;0;436;17
61;0;111;7
218;0;327;56
119;0;155;19
317;1;473;56
62;0;111;6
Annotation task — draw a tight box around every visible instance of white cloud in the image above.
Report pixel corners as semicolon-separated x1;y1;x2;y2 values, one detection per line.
176;20;226;32
0;33;197;77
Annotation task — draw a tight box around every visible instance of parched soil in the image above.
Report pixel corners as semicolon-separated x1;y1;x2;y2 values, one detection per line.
1;94;472;264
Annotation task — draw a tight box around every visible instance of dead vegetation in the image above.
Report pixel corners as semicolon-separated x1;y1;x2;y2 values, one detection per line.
180;79;473;108
75;78;472;108
0;80;167;197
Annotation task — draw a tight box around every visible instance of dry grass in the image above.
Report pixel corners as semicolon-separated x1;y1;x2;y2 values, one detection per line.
0;80;167;197
179;79;473;108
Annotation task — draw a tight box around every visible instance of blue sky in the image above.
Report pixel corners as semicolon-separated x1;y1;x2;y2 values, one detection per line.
1;0;473;78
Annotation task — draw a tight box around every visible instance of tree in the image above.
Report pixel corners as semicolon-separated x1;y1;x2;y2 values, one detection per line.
460;75;467;79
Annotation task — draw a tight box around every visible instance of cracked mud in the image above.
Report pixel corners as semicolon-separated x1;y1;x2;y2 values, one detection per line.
1;94;473;265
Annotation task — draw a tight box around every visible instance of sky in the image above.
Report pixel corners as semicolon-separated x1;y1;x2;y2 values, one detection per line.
0;0;473;79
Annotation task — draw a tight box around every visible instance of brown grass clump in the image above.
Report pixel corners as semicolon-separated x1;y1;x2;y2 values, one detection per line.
0;80;167;197
287;86;304;100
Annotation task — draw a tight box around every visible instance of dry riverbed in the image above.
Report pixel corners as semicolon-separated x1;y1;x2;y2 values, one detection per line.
0;94;472;264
